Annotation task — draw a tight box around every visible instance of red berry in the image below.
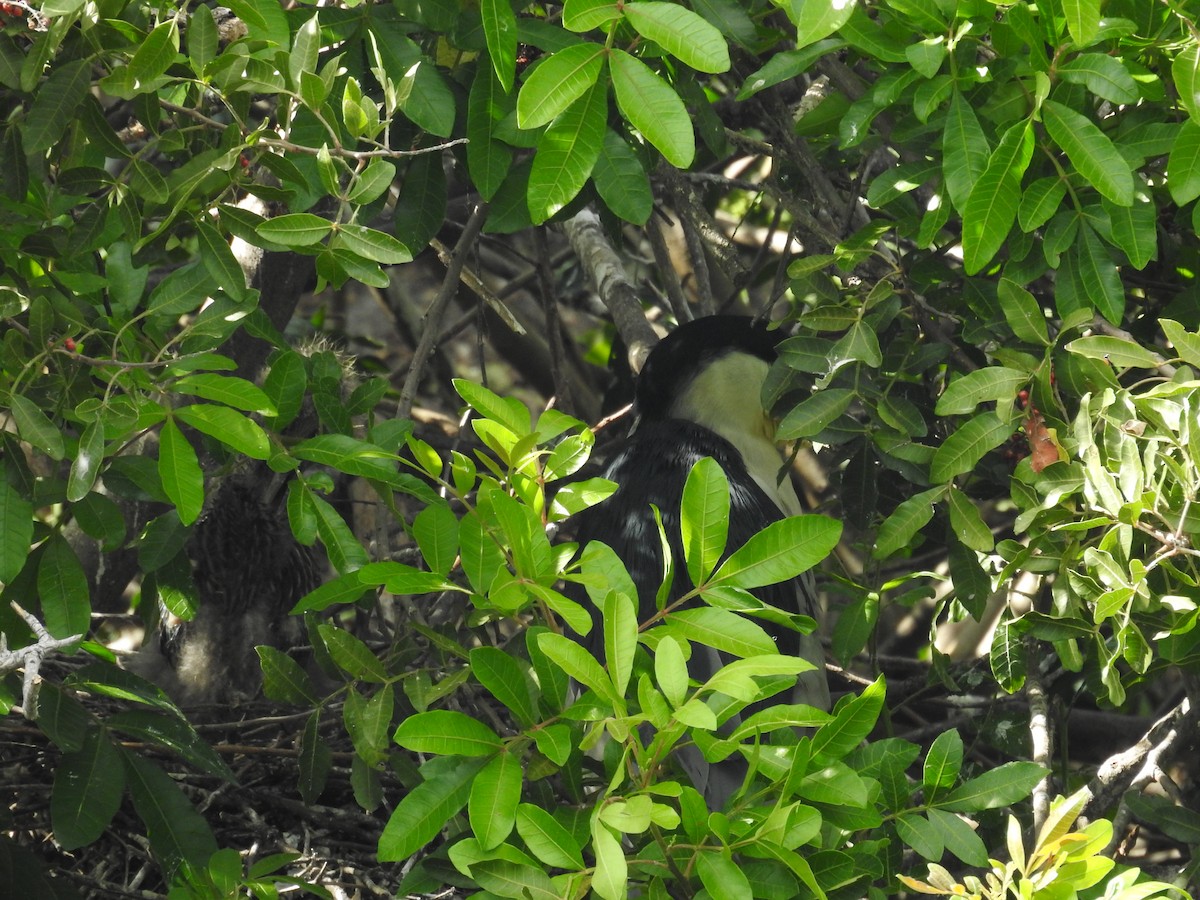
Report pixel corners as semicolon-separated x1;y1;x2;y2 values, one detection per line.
64;337;76;351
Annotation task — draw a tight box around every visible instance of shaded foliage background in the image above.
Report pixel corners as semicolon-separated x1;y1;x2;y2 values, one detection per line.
2;0;1200;895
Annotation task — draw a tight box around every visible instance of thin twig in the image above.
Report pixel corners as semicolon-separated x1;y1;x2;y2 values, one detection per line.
1;603;83;719
398;202;489;418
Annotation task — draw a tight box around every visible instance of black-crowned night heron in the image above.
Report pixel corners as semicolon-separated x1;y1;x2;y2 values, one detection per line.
574;315;830;806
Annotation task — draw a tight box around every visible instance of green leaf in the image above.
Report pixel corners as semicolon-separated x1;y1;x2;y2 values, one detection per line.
776;388;855;439
517;43;606;130
811;677;885;758
378;758;484;861
714;515;842;589
564;0;623;31
1058;53;1137;104
258;646;319;705
943;91;990;213
905;37;945;79
394;710;503;757
655;635;689;709
1064;335;1162;369
665;607;776;658
538;631;620;706
1042;100;1133;206
927;807;989;867
1161;319;1200;368
948;487;994;552
319;624;388;682
681;457;730;587
1062;0;1099;46
793;0;857;49
174;404;271;460
930;412;1013;482
528;78;607;223
10;393;65;460
939;761;1046;812
610;49;695;167
1017;176;1067;233
256;213;333;247
129;19;181;86
935;367;1028;416
157;418;203;526
516;803;585;868
1104;188;1157;269
224;0;290;46
963;119;1033;274
0;476;33;584
1167;120;1200;205
623;2;730;73
467;62;515;201
697;850;753;898
298;710;332;804
172;373;276;415
188;3;218;72
51;726;125;850
592;129;653;225
333;224;412;264
470;647;537;728
68;419;106;504
24;57;92;154
591;821;628;900
469;752;521;850
1172;44;1200;124
106;709;234;780
873;486;944;559
195;219;247;298
122;749;218;872
146;263;215;316
897;813;944;861
922;729;963;796
290;13;320;88
481;0;518;90
997;278;1050;345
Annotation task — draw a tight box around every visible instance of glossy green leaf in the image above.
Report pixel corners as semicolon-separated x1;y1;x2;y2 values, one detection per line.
1167;120;1200;205
1043;100;1133;206
997;278;1050;345
591;820;628;900
623;2;730;73
962;119;1033;274
793;0;857;49
188;4;217;72
469;751;521;850
897;813;944;861
1104;188;1157;269
697;850;752;898
1064;335;1163;368
1161;319;1200;368
319;624;388;682
922;729;963;796
0;476;33;584
528;79;607;223
927;807;989;867
172;373;276;415
517;43;606;130
714;515;842;589
776;388;854;439
334;224;412;264
67;419;106;505
563;0;623;31
939;760;1046;812
610;49;694;167
51;726;124;850
538;631;620;705
592;129;653;225
258;645;319;705
516;803;585;868
1173;44;1200;124
935;367;1028;416
874;486;944;559
681;456;730;587
129;20;180;86
665;607;776;658
1058;53;1137;104
9;393;64;460
470;647;536;728
394;709;503;756
481;0;518;91
467;62;515;201
943;90;990;213
174;404;270;460
930;412;1012;483
947;487;994;552
158;418;203;525
106;709;234;780
1017;176;1067;233
256;213;333;247
122;749;218;872
298;710;332;804
378;758;483;861
1062;0;1099;47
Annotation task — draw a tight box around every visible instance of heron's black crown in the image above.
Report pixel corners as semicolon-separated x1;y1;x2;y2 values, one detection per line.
635;316;780;421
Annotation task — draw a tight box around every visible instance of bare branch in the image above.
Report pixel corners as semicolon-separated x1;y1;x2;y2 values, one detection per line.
0;603;82;719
